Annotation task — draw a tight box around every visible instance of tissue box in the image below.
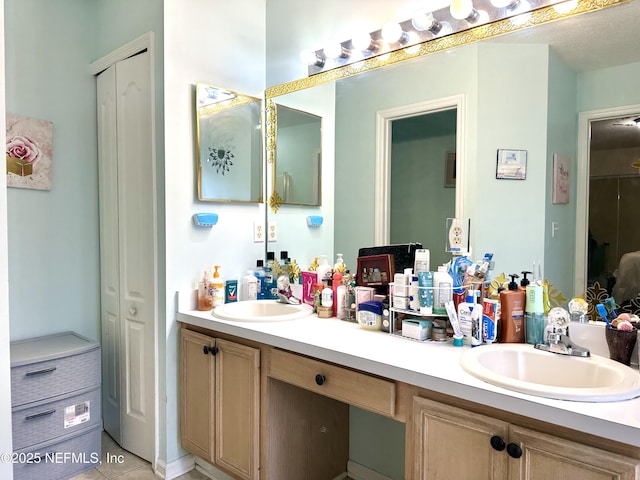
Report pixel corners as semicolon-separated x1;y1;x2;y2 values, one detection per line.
402;319;432;341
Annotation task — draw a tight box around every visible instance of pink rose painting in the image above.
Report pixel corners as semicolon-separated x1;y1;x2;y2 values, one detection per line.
6;114;53;190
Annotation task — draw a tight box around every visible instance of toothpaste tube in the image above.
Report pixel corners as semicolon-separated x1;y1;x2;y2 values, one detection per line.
482;299;500;344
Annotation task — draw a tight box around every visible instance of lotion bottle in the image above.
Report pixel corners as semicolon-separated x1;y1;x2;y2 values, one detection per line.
317;255;332;285
211;266;225;307
332;270;343;317
433;265;453;315
499;274;525;343
321;280;333;309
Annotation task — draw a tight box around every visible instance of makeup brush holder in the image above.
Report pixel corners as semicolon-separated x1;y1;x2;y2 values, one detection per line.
605;327;638;366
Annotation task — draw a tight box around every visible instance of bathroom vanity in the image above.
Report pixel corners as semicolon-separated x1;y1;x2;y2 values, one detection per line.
177;306;640;480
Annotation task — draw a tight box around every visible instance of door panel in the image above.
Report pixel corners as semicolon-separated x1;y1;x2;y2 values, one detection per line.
97;64;121;443
97;50;154;462
115;51;154;462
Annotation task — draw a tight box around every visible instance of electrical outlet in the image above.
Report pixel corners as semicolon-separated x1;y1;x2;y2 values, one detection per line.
446;218;470;253
254;222;265;243
268;222;277;242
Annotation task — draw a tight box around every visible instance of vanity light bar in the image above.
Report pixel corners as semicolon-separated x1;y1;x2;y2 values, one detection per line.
303;0;566;75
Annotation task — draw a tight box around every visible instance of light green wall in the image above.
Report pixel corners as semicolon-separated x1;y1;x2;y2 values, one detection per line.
545;50;578;297
390;112;456;269
334;45;479;269
5;0;100;342
474;44;550;280
350;407;405;480
578;61;640;112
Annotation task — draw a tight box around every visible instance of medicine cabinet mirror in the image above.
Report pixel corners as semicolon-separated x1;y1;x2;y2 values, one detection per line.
196;83;263;203
268;101;322;211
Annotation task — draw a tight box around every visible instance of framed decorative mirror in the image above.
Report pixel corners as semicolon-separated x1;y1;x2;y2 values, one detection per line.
195;83;263;203
268;101;322;211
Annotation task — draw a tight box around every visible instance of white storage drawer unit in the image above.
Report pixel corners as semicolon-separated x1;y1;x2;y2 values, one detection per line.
11;332;102;480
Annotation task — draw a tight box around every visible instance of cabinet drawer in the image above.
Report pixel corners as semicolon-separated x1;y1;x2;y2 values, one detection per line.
13;424;101;480
11;347;101;407
12;386;101;450
268;349;396;417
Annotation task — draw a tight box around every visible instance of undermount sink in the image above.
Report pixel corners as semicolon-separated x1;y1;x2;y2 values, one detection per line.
460;343;640;402
212;299;313;322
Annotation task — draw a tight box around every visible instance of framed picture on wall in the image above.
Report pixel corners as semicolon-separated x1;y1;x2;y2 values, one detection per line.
445;152;456;187
552;154;570;204
496;149;527;180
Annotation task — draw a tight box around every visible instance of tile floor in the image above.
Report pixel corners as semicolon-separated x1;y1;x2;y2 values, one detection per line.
70;431;208;480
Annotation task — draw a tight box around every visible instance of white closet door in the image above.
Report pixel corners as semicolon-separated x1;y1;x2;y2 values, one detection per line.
97;64;122;445
97;50;155;462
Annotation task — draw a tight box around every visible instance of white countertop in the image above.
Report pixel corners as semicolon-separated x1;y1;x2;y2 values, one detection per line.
177;306;640;448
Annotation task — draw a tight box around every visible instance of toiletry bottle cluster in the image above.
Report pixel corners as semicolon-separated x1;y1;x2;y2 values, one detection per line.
388;253;552;347
312;253;355;320
195;251;300;311
197;265;237;310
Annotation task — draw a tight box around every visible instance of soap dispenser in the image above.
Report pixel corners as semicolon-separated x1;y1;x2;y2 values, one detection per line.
499;274;525;343
211;266;225;307
519;271;532;291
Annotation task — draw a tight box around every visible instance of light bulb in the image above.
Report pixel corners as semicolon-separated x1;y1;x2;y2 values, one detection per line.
324;40;348;59
351;32;374;51
381;22;407;44
412;9;438;32
490;0;517;7
450;0;476;20
553;0;578;13
299;49;324;67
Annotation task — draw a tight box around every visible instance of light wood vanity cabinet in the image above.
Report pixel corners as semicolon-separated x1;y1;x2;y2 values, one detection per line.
412;396;640;480
179;320;640;480
180;328;260;480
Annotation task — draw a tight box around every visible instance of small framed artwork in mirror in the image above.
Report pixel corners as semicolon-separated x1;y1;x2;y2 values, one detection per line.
496;149;527;180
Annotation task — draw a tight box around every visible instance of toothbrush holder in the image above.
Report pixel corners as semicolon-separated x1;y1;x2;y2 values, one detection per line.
605;326;638;366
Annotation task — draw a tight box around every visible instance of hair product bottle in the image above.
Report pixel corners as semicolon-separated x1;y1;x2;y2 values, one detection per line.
499;274;525;343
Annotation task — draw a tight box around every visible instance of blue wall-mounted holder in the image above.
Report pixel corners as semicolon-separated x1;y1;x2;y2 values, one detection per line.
306;215;323;227
192;213;219;227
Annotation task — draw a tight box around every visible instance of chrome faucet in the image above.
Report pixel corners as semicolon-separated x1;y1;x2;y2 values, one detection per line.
534;322;590;357
276;275;301;305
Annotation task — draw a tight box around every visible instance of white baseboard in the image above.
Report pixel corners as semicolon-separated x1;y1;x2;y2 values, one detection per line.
347;460;393;480
154;453;195;480
156;455;391;480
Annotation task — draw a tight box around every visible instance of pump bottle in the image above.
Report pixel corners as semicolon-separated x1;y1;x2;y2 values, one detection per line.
519;271;532;291
499;274;526;343
211;266;225;307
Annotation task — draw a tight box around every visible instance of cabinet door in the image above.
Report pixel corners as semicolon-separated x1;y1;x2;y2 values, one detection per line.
509;425;640;480
180;329;215;464
412;396;509;480
215;338;260;480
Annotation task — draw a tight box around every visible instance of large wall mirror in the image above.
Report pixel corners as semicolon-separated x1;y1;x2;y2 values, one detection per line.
268;101;322;211
265;0;640;301
196;83;263;203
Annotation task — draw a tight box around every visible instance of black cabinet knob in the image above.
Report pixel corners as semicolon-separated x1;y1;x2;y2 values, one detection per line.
506;442;523;459
203;345;219;356
490;435;506;451
315;374;326;386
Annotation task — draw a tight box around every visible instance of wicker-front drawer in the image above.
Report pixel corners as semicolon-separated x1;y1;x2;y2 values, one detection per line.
11;346;101;407
13;424;101;480
12;385;101;450
268;348;396;417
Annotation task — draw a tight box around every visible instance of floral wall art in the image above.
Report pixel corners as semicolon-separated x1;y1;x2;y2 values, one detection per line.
6;114;54;190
